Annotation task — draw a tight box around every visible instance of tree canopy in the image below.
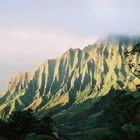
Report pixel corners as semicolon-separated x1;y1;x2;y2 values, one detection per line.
0;109;54;140
104;92;140;126
124;43;140;79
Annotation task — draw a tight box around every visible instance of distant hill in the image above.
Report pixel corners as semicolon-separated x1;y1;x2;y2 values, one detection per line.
0;35;140;118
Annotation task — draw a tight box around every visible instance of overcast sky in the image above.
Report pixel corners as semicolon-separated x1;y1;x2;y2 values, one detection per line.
0;0;140;91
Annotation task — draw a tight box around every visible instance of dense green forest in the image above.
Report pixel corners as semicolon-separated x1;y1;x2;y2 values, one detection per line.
57;90;140;140
0;90;139;140
0;109;56;140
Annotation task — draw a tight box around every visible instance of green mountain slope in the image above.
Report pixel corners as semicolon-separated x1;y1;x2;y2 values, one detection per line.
0;35;140;118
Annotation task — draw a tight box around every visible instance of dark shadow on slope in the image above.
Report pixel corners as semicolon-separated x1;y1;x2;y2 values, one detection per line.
69;87;116;121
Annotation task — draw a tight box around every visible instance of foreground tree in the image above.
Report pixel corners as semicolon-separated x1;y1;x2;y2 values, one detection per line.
0;109;54;140
124;43;140;79
34;114;53;135
7;109;37;139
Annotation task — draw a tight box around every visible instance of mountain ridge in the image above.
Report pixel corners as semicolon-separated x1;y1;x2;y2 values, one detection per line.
0;35;140;117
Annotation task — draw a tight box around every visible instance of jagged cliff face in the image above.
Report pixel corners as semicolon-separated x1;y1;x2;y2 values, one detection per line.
0;35;140;116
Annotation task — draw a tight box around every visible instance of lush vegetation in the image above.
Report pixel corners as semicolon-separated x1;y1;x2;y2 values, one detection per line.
104;91;140;125
0;109;56;140
55;90;140;140
124;43;140;79
101;91;140;140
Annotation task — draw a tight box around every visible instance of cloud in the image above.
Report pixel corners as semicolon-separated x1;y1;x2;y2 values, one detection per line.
0;29;98;56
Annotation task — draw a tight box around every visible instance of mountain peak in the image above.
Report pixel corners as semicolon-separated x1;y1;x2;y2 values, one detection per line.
1;35;140;118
